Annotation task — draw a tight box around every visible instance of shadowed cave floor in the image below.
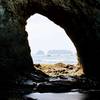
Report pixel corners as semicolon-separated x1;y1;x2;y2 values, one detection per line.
1;64;100;99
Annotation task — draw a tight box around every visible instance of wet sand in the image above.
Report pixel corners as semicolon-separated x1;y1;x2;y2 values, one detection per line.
25;91;100;100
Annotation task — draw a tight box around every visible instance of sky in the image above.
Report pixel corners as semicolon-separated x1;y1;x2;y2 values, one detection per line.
25;13;76;55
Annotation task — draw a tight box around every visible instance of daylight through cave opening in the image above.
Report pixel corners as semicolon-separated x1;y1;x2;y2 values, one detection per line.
26;13;78;64
25;13;83;76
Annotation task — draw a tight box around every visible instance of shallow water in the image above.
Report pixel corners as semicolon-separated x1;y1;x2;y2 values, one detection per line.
26;91;100;100
33;53;77;64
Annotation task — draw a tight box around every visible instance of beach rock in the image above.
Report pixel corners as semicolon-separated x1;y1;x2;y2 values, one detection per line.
34;63;83;77
25;76;100;93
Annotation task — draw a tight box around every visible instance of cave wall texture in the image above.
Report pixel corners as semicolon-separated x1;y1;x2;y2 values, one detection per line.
0;0;100;81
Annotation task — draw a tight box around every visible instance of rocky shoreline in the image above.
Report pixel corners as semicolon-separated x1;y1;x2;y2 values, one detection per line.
9;67;100;94
34;63;83;77
2;68;100;99
6;73;100;100
1;63;100;99
8;63;100;93
17;76;100;93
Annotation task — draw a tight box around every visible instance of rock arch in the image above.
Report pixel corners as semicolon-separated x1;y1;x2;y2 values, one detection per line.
0;0;100;81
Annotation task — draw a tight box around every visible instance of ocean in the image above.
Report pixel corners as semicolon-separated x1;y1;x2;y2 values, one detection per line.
32;50;78;64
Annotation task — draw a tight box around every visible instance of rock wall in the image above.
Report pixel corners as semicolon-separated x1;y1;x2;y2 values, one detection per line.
0;0;100;82
0;0;34;82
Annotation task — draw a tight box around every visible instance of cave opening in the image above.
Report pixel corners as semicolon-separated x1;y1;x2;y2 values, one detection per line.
25;13;83;77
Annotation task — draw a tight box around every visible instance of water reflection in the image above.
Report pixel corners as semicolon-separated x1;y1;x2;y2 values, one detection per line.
26;91;100;100
26;92;85;100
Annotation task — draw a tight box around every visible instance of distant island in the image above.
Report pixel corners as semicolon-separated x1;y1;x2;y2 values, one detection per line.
32;50;78;64
47;50;74;56
35;50;76;56
36;50;45;55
